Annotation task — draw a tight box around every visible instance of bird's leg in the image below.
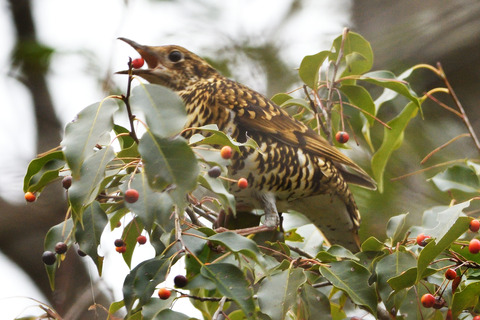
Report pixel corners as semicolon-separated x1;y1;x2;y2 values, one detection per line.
259;193;280;229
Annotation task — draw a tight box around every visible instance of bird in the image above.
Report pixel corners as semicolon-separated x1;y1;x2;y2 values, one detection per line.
117;38;376;252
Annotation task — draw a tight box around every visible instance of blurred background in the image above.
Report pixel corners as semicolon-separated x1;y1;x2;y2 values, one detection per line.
1;0;479;318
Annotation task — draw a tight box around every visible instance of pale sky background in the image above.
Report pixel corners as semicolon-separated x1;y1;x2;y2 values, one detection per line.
0;0;352;318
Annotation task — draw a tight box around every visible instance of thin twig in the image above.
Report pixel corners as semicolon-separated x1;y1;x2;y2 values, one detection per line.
121;58;139;144
303;85;328;136
390;159;467;181
338;101;391;129
212;296;228;320
421;133;471;164
286;244;315;259
425;92;463;118
173;290;233;302
325;27;349;143
437;62;480;152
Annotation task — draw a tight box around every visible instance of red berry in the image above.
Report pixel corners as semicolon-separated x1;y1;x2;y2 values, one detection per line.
174;275;188;288
124;188;139;203
115;246;126;253
445;268;457;280
131;58;144;69
55;242;68;254
452;275;461;292
158;288;171;300
469;238;480;254
335;131;349;144
220;146;233;159
114;239;125;247
25;192;36;202
137;235;147;245
470;219;480;232
237;177;248;189
416;233;430;247
473;316;480;320
420;293;435;308
42;251;56;265
62;176;72;189
208;166;222;178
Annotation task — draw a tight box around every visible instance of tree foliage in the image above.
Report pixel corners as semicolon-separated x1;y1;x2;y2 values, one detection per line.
23;30;480;319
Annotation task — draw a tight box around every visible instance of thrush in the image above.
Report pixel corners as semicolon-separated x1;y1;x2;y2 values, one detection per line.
118;38;376;252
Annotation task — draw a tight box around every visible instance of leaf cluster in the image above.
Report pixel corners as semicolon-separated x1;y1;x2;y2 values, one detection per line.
21;31;480;320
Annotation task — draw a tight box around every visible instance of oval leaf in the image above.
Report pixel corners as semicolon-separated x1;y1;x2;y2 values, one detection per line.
257;267;307;320
130;84;186;137
61;98;118;178
200;263;255;319
139;132;198;206
320;260;377;317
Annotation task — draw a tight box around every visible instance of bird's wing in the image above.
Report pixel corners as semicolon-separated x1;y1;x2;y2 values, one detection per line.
217;80;376;189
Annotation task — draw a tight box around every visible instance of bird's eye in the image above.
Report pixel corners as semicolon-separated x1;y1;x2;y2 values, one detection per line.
168;50;183;62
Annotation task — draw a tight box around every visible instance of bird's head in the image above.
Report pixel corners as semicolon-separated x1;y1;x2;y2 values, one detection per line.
117;38;217;91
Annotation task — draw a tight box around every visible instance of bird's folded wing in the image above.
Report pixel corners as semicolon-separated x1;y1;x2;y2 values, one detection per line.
217;82;376;189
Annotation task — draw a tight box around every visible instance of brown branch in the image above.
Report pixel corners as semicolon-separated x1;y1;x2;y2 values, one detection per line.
425;92;463;118
437;62;480;152
420;133;471;164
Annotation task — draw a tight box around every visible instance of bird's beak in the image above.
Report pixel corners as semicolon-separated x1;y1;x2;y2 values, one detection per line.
115;37;163;76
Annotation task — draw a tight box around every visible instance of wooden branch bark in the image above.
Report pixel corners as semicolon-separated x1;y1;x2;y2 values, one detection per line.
3;0;113;317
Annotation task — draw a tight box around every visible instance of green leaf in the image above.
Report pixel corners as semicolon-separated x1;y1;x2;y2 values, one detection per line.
200;263;255;319
298;284;331;320
121;219;145;268
113;124;136;149
188;124;258;151
298;51;330;89
123;257;170;313
68;146;116;220
150;309;191;320
108;300;125;316
142;296;185;319
257;267;307;320
320;260;377;317
23;150;65;193
122;172;174;232
416;201;471;283
61;98;118;179
360;71;421;108
340;84;376;126
332;32;373;77
139;132;198;207
44;219;74;290
451;281;480;319
430;165;480;193
361;236;385;252
208;232;262;262
75;201;108;274
376;250;417;312
130;84;187;137
388;267;437;291
271;93;294;105
197;174;236;215
371;101;418;192
386;213;408;245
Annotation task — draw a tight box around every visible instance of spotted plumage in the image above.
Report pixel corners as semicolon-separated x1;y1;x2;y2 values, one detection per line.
118;38;376;252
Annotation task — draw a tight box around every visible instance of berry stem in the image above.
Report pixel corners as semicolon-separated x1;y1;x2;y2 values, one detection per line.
120;57;139;144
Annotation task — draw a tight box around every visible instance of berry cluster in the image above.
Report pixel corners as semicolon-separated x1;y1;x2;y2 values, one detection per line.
416;219;480;314
156;275;188;300
41;241;68;266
